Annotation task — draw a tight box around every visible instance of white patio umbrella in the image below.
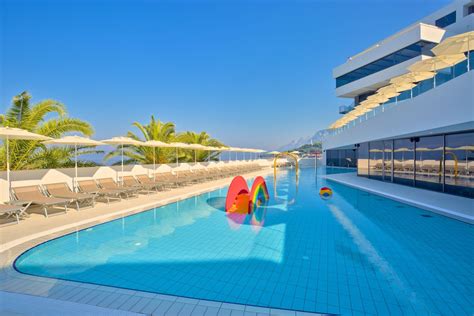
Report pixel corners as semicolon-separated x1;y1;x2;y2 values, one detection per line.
216;146;231;161
408;54;466;87
268;150;280;160
408;54;467;72
227;147;242;161
254;149;266;160
168;142;193;166
185;143;209;163
102;137;144;184
432;31;473;71
0;127;52;199
43;135;104;191
143;140;172;178
389;71;436;85
204;146;226;162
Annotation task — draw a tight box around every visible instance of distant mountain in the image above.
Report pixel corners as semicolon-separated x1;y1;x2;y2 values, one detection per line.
277;129;328;152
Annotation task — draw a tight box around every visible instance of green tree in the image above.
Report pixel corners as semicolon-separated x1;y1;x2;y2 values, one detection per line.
104;115;176;164
176;131;224;162
104;116;225;164
0;91;95;170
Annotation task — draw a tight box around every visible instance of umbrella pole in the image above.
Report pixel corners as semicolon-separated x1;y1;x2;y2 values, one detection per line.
176;148;178;166
153;148;156;183
121;144;124;186
74;143;78;192
194;150;197;164
6;136;10;201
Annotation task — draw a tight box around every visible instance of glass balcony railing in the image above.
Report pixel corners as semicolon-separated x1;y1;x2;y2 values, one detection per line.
330;51;473;135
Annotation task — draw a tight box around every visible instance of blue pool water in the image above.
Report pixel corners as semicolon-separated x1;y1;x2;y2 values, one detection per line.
15;168;473;315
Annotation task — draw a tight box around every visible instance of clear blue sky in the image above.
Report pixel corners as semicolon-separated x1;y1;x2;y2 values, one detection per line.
1;0;450;150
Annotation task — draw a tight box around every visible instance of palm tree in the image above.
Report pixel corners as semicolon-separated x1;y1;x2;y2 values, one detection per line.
176;131;225;162
0;91;95;170
104;115;176;164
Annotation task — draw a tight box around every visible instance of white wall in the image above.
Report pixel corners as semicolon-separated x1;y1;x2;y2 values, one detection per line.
324;70;474;150
0;160;271;202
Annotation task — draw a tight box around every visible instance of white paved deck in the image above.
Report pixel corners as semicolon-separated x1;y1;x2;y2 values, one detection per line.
324;172;474;224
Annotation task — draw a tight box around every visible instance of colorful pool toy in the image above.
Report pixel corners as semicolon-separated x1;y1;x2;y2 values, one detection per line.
225;176;269;214
319;187;333;199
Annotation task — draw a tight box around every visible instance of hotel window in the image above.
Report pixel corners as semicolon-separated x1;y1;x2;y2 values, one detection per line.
326;149;357;168
444;132;474;198
393;138;414;186
383;140;393;182
469;5;474;15
357;143;369;177
336;41;436;88
435;11;456;28
369;141;384;181
435;67;454;86
414;135;444;192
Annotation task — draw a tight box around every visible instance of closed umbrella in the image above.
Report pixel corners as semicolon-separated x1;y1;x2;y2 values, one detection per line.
0;127;52;199
102;137;144;184
43;135;104;191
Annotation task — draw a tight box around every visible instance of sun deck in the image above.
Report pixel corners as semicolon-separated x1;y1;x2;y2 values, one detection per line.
324;171;474;224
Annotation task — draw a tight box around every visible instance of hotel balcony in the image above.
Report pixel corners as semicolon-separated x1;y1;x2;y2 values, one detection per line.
333;23;446;98
324;69;474;151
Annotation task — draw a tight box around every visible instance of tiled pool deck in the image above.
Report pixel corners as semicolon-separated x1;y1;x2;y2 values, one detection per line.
0;168;326;315
324;172;473;224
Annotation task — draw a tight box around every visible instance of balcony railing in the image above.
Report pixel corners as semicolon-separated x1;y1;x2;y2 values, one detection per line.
330;53;473;136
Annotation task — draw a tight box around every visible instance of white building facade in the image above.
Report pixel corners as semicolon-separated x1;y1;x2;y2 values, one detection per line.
324;0;474;198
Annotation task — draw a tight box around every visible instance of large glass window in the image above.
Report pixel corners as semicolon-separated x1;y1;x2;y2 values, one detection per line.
345;149;357;168
415;136;444;192
435;11;456;28
445;132;474;198
326;149;357;168
393;139;414;186
383;140;393;182
435;67;454;86
357;143;369;177
356;132;473;198
369;141;384;181
453;59;468;77
336;41;436;88
326;150;338;166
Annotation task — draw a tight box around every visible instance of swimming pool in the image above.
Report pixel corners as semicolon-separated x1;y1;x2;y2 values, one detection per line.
14;167;473;315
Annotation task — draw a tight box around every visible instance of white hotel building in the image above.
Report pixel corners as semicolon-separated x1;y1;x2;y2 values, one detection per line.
323;0;474;198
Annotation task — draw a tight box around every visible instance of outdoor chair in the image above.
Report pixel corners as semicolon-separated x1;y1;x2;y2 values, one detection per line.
78;180;122;204
0;201;32;224
97;178;138;198
44;182;95;211
11;185;70;217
